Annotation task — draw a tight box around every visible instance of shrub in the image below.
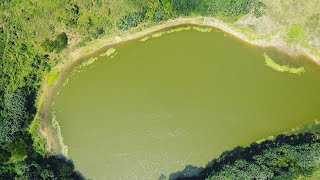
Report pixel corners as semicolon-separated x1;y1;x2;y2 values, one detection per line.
0;89;27;144
171;0;200;16
206;0;265;20
42;33;68;52
117;12;144;30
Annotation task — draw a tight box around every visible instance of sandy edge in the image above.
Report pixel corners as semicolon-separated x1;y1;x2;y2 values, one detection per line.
35;16;320;154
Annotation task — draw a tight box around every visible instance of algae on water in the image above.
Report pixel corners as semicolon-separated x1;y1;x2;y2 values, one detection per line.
100;48;117;57
140;26;211;42
192;26;212;32
166;26;192;34
140;36;150;42
264;53;305;75
51;112;68;156
80;57;97;68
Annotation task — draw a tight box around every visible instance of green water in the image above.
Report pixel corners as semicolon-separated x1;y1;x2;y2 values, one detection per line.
53;26;320;179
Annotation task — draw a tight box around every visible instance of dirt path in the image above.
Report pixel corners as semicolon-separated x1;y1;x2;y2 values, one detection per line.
36;16;320;155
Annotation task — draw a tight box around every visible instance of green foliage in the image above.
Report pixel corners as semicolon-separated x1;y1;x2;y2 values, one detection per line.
28;118;46;155
207;0;265;20
61;2;80;27
170;132;320;179
115;0;266;30
0;133;84;179
149;0;170;22
252;1;266;18
0;90;27;144
0;26;5;61
117;11;145;30
208;142;320;179
171;0;200;16
208;159;274;179
42;33;68;52
46;70;60;87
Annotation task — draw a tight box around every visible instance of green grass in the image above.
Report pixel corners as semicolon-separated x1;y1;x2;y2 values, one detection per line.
286;25;306;43
46;70;60;87
28;118;46;155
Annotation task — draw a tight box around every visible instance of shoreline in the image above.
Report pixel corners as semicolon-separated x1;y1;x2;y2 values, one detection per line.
34;16;320;154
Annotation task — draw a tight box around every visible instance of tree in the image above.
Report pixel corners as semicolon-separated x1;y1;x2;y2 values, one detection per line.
0;89;27;144
170;132;320;179
42;32;68;52
117;12;144;30
171;0;200;16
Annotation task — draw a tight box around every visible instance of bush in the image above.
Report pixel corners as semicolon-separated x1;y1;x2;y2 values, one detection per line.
42;33;68;52
171;0;200;16
117;12;145;30
206;0;265;20
0;133;85;179
286;25;306;43
0;89;27;144
0;27;5;60
252;1;266;18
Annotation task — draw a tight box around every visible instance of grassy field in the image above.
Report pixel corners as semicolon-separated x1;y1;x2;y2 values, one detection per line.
237;0;320;57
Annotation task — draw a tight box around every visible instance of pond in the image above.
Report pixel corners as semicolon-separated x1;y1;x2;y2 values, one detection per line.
52;26;320;179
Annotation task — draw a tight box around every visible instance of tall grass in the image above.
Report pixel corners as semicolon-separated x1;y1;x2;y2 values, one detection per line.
286;25;306;43
46;70;60;87
28;118;47;155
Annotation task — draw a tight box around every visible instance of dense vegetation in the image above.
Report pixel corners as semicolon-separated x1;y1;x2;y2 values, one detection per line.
0;132;83;179
1;0;319;179
42;33;69;52
115;0;265;31
169;132;320;179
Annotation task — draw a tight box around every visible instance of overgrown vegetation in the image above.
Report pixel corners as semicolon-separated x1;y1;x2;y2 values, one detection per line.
115;0;266;30
117;11;145;30
42;33;68;52
170;132;320;179
0;132;83;179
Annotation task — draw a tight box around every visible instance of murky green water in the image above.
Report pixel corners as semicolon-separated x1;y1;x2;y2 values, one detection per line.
53;26;320;179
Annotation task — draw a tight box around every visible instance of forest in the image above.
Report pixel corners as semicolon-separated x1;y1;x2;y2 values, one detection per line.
1;0;319;179
170;131;320;179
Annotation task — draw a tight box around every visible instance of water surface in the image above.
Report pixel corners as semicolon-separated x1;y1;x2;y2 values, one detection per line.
53;26;320;179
